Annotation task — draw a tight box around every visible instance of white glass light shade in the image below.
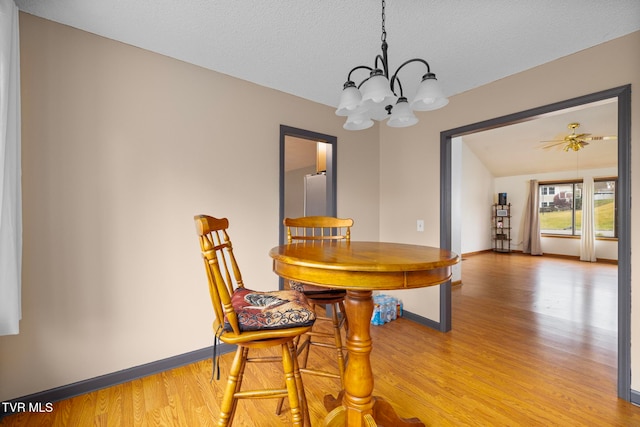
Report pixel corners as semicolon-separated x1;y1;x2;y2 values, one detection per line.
387;98;418;128
410;74;449;111
360;70;396;107
335;82;362;116
343;111;374;131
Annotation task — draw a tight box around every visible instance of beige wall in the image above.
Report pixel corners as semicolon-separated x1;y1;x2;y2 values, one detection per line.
0;13;380;401
379;31;640;388
2;11;639;401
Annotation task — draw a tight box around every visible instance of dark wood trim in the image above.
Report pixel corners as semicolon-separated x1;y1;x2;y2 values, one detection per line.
616;84;632;400
440;84;632;401
399;310;441;332
279;125;338;242
439;130;453;332
0;344;235;420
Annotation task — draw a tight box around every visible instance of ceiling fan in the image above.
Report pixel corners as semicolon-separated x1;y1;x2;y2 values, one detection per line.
541;122;617;152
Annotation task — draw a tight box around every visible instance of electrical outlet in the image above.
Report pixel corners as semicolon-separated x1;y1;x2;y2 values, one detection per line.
417;219;424;232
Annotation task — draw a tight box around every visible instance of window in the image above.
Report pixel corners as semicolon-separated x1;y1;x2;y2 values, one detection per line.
538;179;617;238
593;180;616;237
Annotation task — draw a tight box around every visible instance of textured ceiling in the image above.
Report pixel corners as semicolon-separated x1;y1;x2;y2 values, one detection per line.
14;0;639;176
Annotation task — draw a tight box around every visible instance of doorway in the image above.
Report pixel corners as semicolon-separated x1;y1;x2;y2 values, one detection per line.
439;85;632;400
278;126;337;290
278;124;337;242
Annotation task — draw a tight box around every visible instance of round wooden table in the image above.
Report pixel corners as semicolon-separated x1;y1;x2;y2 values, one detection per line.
270;241;459;427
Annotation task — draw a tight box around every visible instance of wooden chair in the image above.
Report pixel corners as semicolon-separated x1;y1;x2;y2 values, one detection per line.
281;216;353;386
194;215;316;427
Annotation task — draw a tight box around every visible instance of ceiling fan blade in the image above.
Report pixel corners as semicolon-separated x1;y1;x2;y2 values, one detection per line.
573;133;591;139
583;135;617;141
542;141;566;149
540;139;565;143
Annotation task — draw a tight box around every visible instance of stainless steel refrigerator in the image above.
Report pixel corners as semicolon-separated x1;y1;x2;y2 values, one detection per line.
304;172;327;216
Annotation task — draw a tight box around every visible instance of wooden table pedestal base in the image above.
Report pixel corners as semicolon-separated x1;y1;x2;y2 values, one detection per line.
323;392;425;427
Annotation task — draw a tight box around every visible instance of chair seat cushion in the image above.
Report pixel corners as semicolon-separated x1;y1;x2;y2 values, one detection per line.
289;281;346;297
226;288;316;332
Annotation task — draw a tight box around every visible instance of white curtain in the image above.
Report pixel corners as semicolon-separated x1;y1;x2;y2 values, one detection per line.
580;177;597;262
522;179;543;255
0;0;22;336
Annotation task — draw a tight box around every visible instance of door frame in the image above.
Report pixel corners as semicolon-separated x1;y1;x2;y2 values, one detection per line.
439;85;632;400
279;126;337;243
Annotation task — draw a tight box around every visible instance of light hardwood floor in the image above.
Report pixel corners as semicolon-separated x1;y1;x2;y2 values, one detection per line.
3;252;640;426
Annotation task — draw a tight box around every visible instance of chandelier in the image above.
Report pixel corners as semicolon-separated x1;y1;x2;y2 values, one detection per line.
335;0;448;130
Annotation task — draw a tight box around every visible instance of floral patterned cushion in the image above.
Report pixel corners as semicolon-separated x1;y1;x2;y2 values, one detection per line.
289;280;346;297
225;288;316;332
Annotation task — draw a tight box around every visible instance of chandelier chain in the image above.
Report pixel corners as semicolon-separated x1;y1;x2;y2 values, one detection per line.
381;0;386;42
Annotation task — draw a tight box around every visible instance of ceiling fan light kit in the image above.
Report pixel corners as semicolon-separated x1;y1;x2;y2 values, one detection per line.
335;0;448;130
541;122;617;152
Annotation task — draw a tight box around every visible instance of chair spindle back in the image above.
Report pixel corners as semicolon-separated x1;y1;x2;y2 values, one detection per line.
194;214;245;335
284;216;353;244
